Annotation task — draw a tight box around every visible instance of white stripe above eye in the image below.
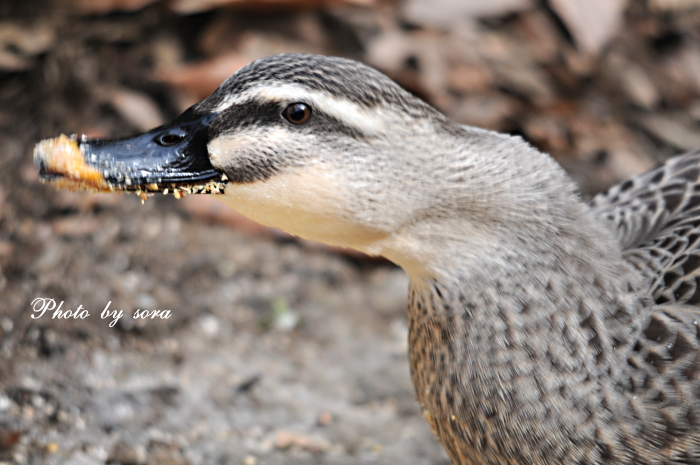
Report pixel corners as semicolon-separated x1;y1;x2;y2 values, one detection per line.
212;83;391;136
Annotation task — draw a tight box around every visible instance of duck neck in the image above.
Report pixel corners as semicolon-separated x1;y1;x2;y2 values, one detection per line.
404;221;647;355
402;205;650;463
401;200;649;364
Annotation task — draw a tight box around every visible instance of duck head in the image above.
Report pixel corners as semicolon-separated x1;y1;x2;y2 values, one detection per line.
36;53;581;275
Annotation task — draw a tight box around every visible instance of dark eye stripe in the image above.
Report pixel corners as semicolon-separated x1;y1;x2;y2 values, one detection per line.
210;101;363;140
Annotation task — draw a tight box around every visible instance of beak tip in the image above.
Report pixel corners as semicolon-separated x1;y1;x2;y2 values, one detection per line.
33;134;113;191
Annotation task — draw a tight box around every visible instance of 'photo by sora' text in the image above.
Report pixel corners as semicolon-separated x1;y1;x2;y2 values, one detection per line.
31;297;172;327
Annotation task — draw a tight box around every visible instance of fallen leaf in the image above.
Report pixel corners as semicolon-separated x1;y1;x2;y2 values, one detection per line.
677;44;700;94
447;63;493;93
155;53;251;99
170;0;371;14
649;0;700;10
365;29;416;74
608;149;655;181
0;22;54;71
0;22;54;56
690;100;700;121
561;46;597;77
606;54;660;109
517;11;562;64
402;0;534;27
549;0;627;56
106;87;165;132
0;48;32;71
156;27;322;100
0;240;13;259
660;46;700;104
490;59;556;106
619;66;660;109
634;114;700;150
64;0;158;14
452;94;519;130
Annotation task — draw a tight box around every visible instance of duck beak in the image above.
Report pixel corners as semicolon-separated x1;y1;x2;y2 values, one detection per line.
34;107;227;198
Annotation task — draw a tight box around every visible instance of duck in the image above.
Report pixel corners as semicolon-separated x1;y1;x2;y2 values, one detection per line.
34;53;700;465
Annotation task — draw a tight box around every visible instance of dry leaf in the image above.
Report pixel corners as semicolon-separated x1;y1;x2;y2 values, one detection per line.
66;0;158;14
619;66;660;110
447;63;493;93
690;100;700;121
518;11;563;64
170;0;371;14
490;59;556;106
650;0;700;10
549;0;627;56
0;22;54;71
0;240;13;260
606;54;660;109
107;87;165;132
608;149;655;181
155;53;251;99
452;94;519;130
677;45;700;93
402;0;533;27
635;114;700;150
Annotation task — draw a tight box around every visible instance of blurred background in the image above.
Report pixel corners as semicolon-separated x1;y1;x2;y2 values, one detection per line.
1;0;700;463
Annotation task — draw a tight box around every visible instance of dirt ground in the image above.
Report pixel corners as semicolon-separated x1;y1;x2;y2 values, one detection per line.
1;0;700;464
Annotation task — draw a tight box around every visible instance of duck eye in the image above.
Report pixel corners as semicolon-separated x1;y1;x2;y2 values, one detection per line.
283;103;312;125
156;133;186;147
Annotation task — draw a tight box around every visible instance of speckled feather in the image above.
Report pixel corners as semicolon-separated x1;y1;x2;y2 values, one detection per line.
196;55;700;465
590;151;700;302
407;150;700;464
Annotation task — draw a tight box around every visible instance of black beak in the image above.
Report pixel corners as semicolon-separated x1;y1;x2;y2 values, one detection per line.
35;107;226;196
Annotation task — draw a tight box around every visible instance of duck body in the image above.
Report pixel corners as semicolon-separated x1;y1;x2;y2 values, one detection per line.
35;54;700;464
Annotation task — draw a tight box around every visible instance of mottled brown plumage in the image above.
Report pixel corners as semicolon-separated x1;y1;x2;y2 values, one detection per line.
405;149;700;464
